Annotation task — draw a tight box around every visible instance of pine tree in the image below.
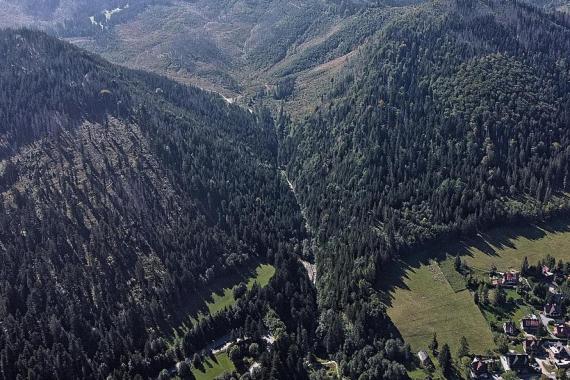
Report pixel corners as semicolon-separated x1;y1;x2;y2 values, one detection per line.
429;333;438;355
454;255;462;271
457;336;469;358
439;343;452;376
521;256;529;275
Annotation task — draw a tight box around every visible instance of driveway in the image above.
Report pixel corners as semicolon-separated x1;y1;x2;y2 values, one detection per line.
539;313;557;339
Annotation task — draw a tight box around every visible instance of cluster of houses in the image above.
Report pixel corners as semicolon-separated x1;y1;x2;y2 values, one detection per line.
417;265;570;379
493;267;570;378
459;338;570;379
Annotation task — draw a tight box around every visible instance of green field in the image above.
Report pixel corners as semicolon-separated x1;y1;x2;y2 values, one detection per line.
204;264;276;316
439;256;467;292
381;260;495;354
170;263;275;344
432;216;570;272
192;352;236;380
380;215;570;357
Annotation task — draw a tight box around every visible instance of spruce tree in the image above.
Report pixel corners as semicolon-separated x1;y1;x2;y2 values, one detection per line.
457;336;469;358
429;333;438;355
521;256;529;275
439;343;452;376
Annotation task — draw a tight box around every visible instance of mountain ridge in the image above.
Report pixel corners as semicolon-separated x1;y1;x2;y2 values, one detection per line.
0;28;311;379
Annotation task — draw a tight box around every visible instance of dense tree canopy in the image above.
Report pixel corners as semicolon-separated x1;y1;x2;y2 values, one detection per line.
1;0;570;378
282;0;570;377
0;29;309;379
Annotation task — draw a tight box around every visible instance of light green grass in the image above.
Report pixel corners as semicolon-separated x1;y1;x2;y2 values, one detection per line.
170;263;276;345
439;257;467;292
436;217;570;272
205;264;276;315
383;260;495;355
192;352;235;380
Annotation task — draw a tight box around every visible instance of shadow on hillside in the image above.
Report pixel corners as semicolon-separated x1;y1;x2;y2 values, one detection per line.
162;259;266;332
377;214;570;308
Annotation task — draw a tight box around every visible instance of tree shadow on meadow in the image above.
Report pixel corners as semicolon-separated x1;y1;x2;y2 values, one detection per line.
376;214;570;309
161;259;266;333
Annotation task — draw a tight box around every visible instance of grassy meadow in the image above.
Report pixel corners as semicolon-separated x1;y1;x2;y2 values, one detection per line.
191;352;236;380
169;263;275;345
380;215;570;357
204;264;275;316
381;259;495;354
459;218;570;271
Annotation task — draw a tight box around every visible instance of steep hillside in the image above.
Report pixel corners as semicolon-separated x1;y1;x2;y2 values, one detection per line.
0;29;309;379
282;0;570;377
0;0;416;118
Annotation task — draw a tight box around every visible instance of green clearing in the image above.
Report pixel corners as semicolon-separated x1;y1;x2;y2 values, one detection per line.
170;263;275;345
314;358;340;379
439;256;467;292
478;287;535;341
204;264;275;316
480;299;534;328
191;352;236;380
381;260;495;355
407;351;463;380
380;215;570;358
433;216;570;273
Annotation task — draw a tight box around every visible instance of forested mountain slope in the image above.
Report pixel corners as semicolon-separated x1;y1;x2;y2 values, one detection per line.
282;0;570;377
0;0;417;118
0;29;308;379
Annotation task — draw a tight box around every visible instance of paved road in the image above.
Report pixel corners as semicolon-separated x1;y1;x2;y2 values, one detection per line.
538;312;558;339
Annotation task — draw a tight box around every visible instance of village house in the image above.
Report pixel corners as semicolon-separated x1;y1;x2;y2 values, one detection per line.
500;353;529;373
492;270;520;287
470;357;490;379
553;323;570;338
520;314;540;334
544;294;564;318
503;321;517;336
417;350;433;369
542;265;555;281
523;337;539;355
545;341;570;368
544;301;563;318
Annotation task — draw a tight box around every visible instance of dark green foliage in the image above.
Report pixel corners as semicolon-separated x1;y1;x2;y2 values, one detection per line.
233;282;248;300
177;248;318;380
521;256;529;275
457;336;469;359
273;77;296;100
0;29;311;380
454;256;461;271
429;333;439;355
282;0;570;376
494;334;510;354
2;0;570;378
490;287;507;307
438;343;452;376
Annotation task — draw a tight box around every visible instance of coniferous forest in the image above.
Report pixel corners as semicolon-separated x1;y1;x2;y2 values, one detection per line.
0;0;569;379
282;0;570;378
0;29;314;379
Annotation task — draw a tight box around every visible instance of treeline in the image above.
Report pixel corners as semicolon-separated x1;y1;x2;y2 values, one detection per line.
166;249;317;380
282;0;570;377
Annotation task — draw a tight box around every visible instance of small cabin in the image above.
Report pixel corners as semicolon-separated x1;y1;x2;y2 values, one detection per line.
503;321;517;336
520;315;540;334
417;350;433;369
470;357;490;379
